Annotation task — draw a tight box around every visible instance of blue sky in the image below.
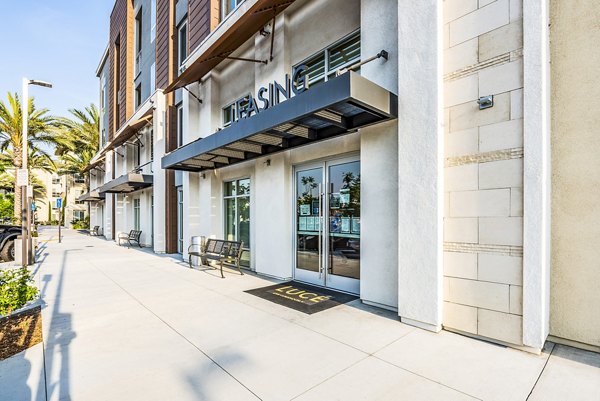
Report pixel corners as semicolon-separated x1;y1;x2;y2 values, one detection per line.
0;0;114;118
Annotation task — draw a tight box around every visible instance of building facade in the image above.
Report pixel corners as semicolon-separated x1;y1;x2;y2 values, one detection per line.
36;171;87;226
84;0;599;353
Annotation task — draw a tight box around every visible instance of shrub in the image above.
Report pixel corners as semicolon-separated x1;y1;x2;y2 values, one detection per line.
0;267;39;316
0;193;14;221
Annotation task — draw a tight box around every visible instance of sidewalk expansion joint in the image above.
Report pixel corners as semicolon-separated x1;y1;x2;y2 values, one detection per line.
525;342;556;400
87;260;264;401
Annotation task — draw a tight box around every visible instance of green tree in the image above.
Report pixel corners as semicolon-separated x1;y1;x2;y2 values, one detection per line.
0;193;13;221
54;104;99;191
0;93;58;222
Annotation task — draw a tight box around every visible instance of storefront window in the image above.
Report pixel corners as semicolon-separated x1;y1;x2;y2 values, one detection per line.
296;31;361;87
133;198;141;230
224;178;250;267
177;187;183;253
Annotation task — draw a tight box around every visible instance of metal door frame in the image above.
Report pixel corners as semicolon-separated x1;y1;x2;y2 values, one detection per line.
293;154;360;294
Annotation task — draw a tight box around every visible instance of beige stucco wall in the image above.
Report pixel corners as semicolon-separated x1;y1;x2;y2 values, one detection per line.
549;0;600;347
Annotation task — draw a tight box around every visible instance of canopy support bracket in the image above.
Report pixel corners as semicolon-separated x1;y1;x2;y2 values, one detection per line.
269;11;276;62
183;86;203;104
216;52;267;65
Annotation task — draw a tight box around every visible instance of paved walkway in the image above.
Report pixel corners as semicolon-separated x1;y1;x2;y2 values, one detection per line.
1;227;599;401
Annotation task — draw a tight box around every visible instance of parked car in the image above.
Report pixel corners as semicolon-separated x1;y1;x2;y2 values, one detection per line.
0;225;21;262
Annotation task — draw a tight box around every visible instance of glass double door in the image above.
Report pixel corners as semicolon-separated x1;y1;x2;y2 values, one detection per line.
294;158;360;294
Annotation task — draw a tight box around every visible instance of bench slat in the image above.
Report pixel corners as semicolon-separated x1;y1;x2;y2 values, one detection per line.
189;238;245;278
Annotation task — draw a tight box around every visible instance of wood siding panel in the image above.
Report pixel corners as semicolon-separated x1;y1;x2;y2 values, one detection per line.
188;0;212;52
156;0;171;89
109;0;131;137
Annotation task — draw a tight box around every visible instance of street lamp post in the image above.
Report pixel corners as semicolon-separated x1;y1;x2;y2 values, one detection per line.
21;78;52;267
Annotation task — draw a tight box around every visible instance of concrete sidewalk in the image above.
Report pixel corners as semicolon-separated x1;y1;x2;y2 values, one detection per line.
1;227;599;401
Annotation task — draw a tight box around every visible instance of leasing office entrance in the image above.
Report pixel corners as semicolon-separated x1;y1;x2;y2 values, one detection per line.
294;157;360;294
161;72;396;293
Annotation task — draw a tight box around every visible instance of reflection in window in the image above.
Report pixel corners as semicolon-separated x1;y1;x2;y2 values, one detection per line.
133;198;141;230
222;95;249;127
177;187;183;253
221;0;244;20
295;30;361;88
328;161;360;279
178;20;187;72
224;178;251;267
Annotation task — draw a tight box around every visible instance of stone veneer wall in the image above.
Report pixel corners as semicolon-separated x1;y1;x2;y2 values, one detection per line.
442;0;525;345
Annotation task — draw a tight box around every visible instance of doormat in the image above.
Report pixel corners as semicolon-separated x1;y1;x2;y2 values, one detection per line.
244;281;358;314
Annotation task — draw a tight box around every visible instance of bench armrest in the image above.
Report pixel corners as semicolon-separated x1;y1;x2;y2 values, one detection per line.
187;243;203;254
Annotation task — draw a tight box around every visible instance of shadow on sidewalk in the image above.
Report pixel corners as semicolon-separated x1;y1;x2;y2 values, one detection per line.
39;249;77;400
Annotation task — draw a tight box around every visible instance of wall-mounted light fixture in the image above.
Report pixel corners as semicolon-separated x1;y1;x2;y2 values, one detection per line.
478;95;494;110
201;173;206;179
265;159;271;167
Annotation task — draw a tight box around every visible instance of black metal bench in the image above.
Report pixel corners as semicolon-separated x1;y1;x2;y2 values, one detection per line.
90;226;100;236
118;230;142;248
188;238;245;278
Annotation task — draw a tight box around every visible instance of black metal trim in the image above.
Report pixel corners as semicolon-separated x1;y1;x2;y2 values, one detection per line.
162;72;397;172
98;173;154;194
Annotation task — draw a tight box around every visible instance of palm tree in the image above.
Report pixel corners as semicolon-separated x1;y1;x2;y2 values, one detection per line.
0;148;57;223
0;92;58;222
54;104;99;190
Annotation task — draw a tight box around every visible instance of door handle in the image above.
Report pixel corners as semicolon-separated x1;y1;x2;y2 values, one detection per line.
318;183;324;278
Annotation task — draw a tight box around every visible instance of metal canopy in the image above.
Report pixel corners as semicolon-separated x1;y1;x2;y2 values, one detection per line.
98;173;153;194
83;155;106;173
77;190;105;202
89;101;153;165
162;72;398;172
164;0;296;93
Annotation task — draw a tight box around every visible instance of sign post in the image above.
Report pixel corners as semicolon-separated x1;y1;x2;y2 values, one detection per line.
17;169;29;267
57;198;62;243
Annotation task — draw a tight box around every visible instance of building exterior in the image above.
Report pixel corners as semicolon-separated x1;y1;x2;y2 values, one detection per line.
84;0;599;353
35;170;87;226
548;0;600;351
0;168;87;226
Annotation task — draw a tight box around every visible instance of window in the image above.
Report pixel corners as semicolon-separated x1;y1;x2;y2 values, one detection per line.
115;36;121;126
100;75;108;146
52;177;61;185
178;20;188;72
222;95;249;127
52;191;61;198
221;0;244;20
73;174;85;183
133;142;141;169
295;31;361;88
133;198;141;231
150;61;156;94
177;187;183;253
224;178;250;267
135;84;142;109
100;76;106;111
150;129;154;160
176;103;184;147
150;0;156;43
73;210;85;221
135;9;143;53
